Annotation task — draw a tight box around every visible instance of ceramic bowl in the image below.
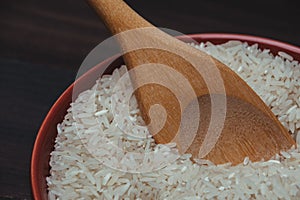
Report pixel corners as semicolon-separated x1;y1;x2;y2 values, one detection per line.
31;33;300;199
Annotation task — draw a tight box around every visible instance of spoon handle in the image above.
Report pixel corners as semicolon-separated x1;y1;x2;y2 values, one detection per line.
87;0;152;34
86;0;206;149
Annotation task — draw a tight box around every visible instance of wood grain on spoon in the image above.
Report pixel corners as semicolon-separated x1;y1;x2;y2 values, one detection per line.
87;0;296;165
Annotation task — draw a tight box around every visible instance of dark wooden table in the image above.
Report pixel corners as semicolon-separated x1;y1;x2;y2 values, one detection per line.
1;0;299;199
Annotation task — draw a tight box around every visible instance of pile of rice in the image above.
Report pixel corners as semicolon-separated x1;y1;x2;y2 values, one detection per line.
47;41;300;199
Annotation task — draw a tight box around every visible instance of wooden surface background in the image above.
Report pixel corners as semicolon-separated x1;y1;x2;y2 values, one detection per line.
0;0;299;199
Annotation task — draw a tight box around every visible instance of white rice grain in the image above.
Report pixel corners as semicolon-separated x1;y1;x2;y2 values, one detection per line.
47;41;300;199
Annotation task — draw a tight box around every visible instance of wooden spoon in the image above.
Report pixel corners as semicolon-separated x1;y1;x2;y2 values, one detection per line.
87;0;295;165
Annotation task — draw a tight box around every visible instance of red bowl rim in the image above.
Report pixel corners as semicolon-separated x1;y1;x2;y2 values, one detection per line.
31;33;300;199
187;33;299;51
178;33;300;59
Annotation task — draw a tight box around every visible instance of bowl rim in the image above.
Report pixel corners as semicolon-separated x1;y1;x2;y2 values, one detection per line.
178;33;300;56
31;33;300;199
191;33;299;48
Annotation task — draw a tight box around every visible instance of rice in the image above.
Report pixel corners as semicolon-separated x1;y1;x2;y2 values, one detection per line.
47;41;300;199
